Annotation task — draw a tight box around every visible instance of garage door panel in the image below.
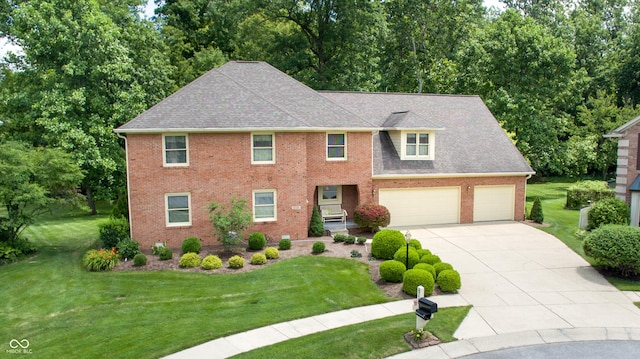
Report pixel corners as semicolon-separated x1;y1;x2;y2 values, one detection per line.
473;185;514;222
379;187;460;227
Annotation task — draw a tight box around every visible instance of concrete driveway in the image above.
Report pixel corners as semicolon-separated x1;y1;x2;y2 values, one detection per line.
408;222;640;338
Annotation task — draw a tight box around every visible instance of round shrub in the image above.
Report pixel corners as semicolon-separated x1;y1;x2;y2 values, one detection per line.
417;249;432;257
353;204;391;231
583;225;640;277
371;229;406;260
312;241;326;254
433;262;454;278
133;253;147;267
265;247;279;259
345;235;356;244
413;263;436;279
333;233;348;243
228;255;245;269
98;217;130;249
158;247;173;261
356;236;367;245
402;269;435;296
250;253;267;265
420;254;441;265
179;253;201;268
393;246;420;269
279;238;292;250
588;198;630;230
181;237;202;254
437;269;461;292
379;260;406;282
248;232;267;250
408;239;422;250
117;239;140;260
202;255;223;270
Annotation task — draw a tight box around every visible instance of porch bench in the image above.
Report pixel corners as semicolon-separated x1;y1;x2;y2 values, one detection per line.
320;205;347;223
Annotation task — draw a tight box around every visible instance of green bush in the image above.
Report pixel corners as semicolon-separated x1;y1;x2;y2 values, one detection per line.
152;243;166;256
201;255;223;270
350;250;362;258
248;232;267;250
437;269;461;292
529;197;544;223
308;206;324;237
133;253;147;267
181;237;202;254
110;194;129;221
583;225;640;277
402;269;435;296
413;263;436;279
566;180;614;209
353;204;391;231
228;255;245;269
420;254;441;265
379;260;406;282
356;236;367;245
117;239;140;260
417;249;432;257
179;253;201;268
371;229;406;260
433;262;454;277
250;253;267;265
408;239;422;250
312;241;326;254
333;233;349;242
393;246;420;269
345;235;356;244
158;247;173;261
265;247;279;259
98;218;130;249
588;198;630;230
83;248;119;271
279;238;292;250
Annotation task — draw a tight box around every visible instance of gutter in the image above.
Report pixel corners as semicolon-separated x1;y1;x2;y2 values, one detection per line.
372;171;536;180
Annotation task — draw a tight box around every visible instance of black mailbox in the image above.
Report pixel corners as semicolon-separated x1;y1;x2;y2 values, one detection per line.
416;298;438;320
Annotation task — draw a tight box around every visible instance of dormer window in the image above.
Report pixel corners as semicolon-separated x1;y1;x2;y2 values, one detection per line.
400;131;434;160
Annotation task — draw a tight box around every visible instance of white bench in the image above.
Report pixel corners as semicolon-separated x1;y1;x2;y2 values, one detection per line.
320;205;347;223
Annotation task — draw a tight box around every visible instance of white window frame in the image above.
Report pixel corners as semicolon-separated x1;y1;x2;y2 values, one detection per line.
251;132;275;164
401;131;434;160
318;185;342;205
326;132;347;161
165;193;192;227
163;134;189;167
253;189;277;222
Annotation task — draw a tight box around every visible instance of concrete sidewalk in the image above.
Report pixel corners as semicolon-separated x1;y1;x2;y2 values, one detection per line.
164;222;640;359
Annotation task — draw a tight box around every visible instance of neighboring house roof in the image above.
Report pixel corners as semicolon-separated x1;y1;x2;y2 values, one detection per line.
321;92;534;177
604;115;640;138
116;61;377;133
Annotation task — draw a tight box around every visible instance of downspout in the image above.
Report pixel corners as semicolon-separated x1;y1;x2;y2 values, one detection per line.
524;173;533;221
116;132;133;238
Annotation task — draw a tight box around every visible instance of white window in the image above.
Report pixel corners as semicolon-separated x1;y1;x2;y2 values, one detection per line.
402;132;433;160
318;185;342;205
326;133;346;160
253;190;277;221
252;133;275;164
165;193;191;226
163;134;189;166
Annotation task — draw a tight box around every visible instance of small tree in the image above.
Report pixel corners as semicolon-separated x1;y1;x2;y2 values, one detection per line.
208;197;252;251
353;204;390;232
529;197;544;224
308;206;324;237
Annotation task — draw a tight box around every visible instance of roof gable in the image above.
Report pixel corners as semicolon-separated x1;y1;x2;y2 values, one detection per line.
605;115;640;138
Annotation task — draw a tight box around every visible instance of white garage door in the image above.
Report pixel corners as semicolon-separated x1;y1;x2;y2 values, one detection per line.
473;185;515;222
379;187;460;227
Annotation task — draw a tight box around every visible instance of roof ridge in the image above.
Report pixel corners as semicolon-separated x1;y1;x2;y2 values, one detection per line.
320;91;480;98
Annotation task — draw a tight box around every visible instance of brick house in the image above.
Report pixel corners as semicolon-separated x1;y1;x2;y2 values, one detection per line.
115;61;534;249
605;115;640;226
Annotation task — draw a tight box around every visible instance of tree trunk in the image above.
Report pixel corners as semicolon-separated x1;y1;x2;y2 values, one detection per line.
86;187;97;215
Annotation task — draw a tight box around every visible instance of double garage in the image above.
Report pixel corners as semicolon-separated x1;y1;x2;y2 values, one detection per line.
378;185;516;227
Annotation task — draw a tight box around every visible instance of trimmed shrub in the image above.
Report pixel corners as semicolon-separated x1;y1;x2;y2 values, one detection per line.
529;197;544;224
417;249;432;257
345;235;356;244
583;225;640;277
98;218;130;249
228;255;245;269
202;255;223;270
393;246;420;269
179;253;201;268
408;239;422;250
588;198;630;230
433;262;454;278
133;253;147;267
308;206;324;237
117;239;140;260
333;233;349;242
83;248;119;271
379;260;406;282
312;241;326;254
413;263;436;279
248;232;267;250
265;247;279;259
437;269;461;292
250;253;267;265
356;236;367;245
181;237;202;254
402;269;435;296
420;254;441;265
152;243;166;256
279;238;292;250
566;180;614;209
158;247;173;261
371;229;406;260
353;204;391;231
